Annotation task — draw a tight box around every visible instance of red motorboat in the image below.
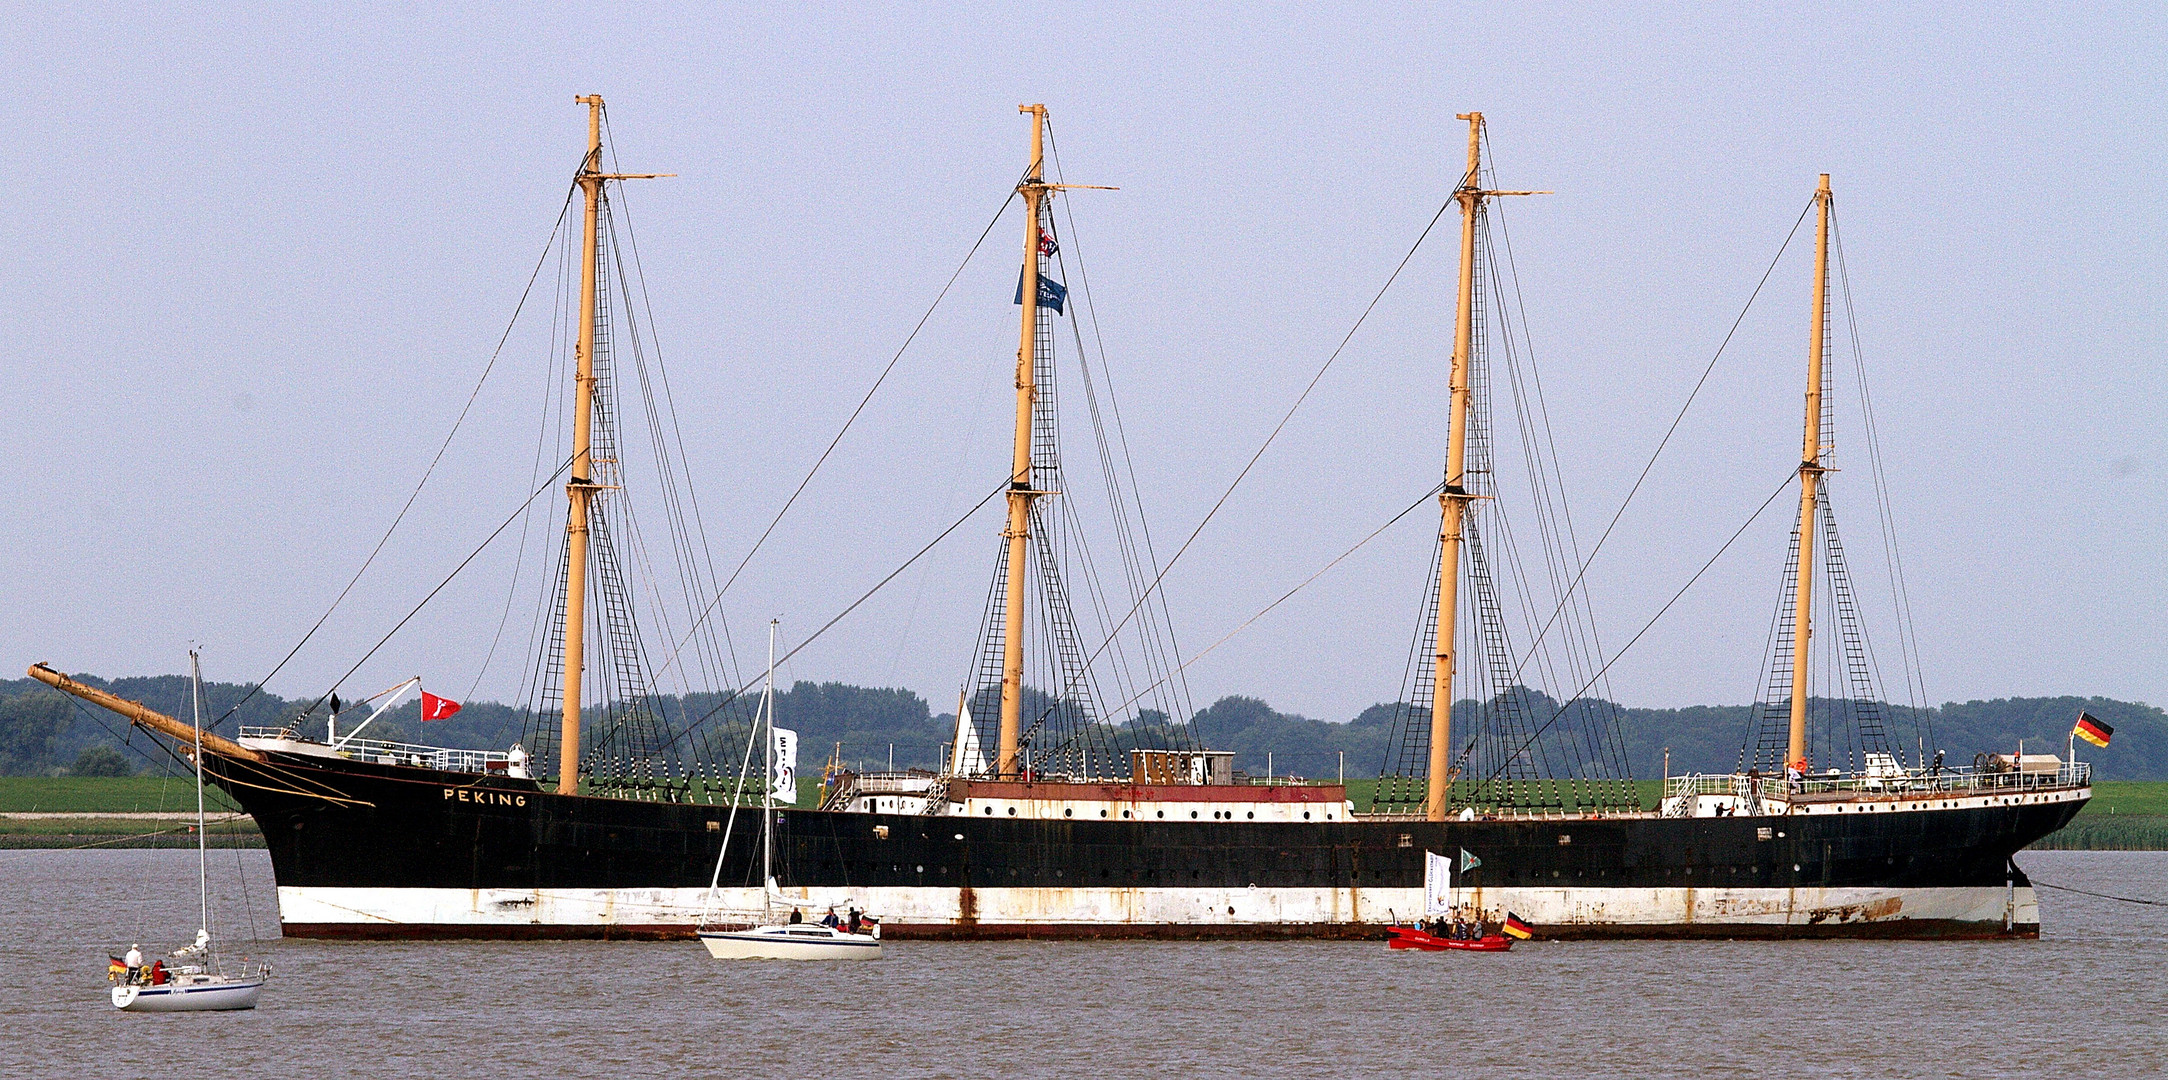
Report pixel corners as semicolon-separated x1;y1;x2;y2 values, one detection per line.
1387;926;1513;951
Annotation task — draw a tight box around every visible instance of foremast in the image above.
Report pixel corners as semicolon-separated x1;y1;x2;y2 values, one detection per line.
1784;174;1834;776
996;104;1051;780
556;95;666;796
1424;114;1543;822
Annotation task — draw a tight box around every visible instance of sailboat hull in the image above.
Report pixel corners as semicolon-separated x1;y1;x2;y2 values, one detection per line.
697;926;882;960
206;749;2084;941
111;978;263;1012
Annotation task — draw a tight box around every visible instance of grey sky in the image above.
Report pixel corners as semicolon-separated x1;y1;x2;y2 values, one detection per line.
5;2;2161;723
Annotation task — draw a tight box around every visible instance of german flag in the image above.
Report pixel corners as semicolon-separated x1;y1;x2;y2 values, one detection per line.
1501;912;1534;940
2074;712;2114;749
107;956;127;981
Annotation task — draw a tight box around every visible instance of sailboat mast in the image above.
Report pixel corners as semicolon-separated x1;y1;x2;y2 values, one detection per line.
189;649;208;936
762;620;776;894
996;103;1049;781
1425;114;1486;822
1786;174;1834;775
558;94;606;797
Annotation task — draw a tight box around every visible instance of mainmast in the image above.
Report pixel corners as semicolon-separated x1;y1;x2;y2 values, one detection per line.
995;104;1050;780
556;95;666;796
1786;174;1834;776
1425;113;1543;822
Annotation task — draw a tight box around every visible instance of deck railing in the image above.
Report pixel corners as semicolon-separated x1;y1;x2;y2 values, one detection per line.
1665;760;2091;809
237;726;515;775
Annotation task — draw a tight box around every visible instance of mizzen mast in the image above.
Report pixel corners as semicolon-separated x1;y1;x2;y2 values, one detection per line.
1785;173;1835;777
557;94;667;796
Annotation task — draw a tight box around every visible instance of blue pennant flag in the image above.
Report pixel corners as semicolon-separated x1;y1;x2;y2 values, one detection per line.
1460;848;1483;873
1013;269;1068;314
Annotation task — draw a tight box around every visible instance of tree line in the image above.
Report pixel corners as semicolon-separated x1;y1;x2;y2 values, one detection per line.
2;670;2159;781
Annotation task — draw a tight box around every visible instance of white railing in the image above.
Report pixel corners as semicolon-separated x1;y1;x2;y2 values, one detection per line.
1665;760;2091;809
238;726;515;776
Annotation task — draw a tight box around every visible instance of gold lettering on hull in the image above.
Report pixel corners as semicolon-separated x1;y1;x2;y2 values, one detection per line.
442;788;529;807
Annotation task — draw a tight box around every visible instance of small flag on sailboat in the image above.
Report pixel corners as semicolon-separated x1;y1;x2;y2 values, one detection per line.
420;691;462;722
1460;848;1483;873
1013;268;1069;314
1501;912;1534;940
108;955;128;976
2073;712;2114;749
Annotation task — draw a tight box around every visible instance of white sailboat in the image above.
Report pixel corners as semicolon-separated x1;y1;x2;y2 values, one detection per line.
110;651;268;1011
696;622;882;961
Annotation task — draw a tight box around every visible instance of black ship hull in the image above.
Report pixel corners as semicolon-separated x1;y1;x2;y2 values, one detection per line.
209;750;2085;940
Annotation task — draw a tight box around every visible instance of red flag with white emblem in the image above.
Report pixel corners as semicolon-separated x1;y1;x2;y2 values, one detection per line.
420;690;462;721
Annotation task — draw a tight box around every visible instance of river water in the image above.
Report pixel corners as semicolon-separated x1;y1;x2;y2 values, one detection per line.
4;849;2161;1079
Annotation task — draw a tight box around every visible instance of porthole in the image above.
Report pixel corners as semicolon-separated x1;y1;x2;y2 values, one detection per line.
1157;810;1165;818
1247;811;1255;819
1191;810;1199;819
1123;810;1132;819
915;865;924;873
984;807;994;815
1064;808;1073;817
1007;807;1017;816
1100;810;1108;818
1303;811;1311;820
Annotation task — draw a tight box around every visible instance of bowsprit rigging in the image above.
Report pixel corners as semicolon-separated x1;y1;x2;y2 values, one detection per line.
32;103;2092;941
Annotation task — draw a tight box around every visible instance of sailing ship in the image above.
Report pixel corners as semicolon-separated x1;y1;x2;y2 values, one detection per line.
108;651;268;1012
36;106;2089;940
697;622;882;960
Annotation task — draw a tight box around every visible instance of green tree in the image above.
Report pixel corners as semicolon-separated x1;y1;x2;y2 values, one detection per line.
69;745;134;777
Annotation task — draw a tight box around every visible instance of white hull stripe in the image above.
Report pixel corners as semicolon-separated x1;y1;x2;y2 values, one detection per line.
279;883;2038;932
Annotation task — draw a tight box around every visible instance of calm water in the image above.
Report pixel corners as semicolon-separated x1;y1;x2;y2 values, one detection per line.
4;849;2162;1079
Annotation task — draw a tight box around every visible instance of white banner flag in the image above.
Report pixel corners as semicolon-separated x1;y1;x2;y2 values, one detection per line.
770;726;799;804
1424;850;1453;916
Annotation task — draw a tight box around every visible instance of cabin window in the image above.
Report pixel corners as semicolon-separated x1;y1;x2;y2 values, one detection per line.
1303;812;1311;820
1064;808;1073;817
1191;811;1199;819
1100;810;1108;818
1247;812;1255;820
1007;807;1018;816
985;807;994;815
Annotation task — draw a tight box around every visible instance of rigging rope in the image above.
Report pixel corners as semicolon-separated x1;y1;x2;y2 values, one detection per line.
215;186;579;729
2033;879;2168;907
1504;193;1818;682
1072;192;1463;683
1096;481;1447;723
1474;471;1798;791
657;479;1014;757
652;185;1027;686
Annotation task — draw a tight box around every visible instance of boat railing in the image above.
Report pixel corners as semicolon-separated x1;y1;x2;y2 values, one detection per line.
236;726;517;775
1664;760;2091;807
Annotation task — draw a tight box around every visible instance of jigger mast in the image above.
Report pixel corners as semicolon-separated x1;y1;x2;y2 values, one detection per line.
1785;174;1835;775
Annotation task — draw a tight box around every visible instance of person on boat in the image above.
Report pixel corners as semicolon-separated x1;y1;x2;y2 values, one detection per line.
124;944;143;984
820;907;840;928
847;907;862;934
149;959;167;986
788;907;803;924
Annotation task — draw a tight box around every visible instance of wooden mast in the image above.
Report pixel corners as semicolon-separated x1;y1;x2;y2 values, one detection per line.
995;104;1050;780
1786;173;1834;776
558;94;606;796
1424;114;1544;822
554;96;669;796
1424;114;1485;822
